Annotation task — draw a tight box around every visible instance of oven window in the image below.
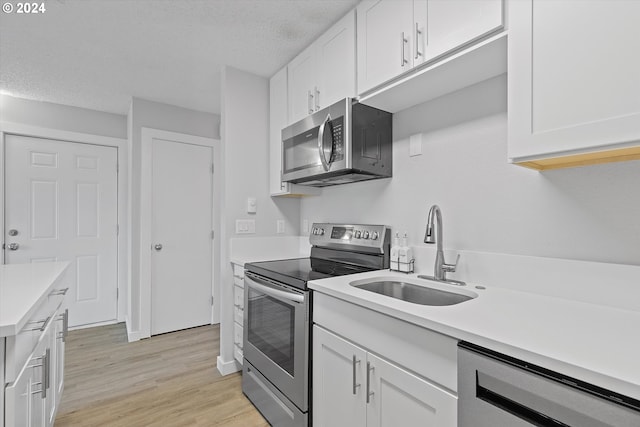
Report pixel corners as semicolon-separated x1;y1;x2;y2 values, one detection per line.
247;288;295;376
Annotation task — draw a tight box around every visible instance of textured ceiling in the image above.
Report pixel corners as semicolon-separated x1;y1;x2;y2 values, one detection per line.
0;0;359;115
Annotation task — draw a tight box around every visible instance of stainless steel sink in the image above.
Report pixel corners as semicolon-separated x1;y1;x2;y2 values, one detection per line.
350;278;477;306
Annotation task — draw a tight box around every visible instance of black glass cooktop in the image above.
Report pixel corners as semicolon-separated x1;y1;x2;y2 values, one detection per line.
245;257;374;291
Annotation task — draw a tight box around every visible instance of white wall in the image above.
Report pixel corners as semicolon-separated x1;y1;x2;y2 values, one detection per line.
0;94;127;138
300;75;640;267
217;66;301;372
128;97;221;334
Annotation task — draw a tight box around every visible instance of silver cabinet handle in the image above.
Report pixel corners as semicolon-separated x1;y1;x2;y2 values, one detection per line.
57;308;69;342
352;355;361;395
314;86;320;111
308;90;314;114
154;244;163;251
50;287;69;296
400;32;408;66
26;315;52;332
8;242;19;251
366;361;374;403
29;349;50;398
415;22;422;59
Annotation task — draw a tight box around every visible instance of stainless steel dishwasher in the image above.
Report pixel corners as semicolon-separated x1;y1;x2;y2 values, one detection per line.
458;341;640;427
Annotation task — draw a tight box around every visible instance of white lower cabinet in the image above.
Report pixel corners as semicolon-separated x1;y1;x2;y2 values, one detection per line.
312;292;458;427
231;262;245;364
313;326;457;427
4;292;68;427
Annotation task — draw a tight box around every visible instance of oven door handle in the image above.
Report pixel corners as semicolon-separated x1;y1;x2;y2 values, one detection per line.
245;274;305;304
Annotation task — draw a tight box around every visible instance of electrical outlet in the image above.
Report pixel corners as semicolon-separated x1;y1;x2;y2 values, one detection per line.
236;219;256;234
302;219;309;233
409;133;422;157
277;220;285;234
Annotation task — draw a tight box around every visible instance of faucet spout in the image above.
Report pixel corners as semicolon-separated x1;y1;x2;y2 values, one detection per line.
424;204;459;282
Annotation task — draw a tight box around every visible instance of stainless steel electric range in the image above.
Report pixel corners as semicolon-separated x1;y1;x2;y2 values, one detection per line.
242;223;391;427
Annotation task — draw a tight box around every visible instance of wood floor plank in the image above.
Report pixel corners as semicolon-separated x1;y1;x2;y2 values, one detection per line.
55;323;268;426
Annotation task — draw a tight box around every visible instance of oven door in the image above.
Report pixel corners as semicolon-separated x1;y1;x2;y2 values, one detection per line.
243;271;309;411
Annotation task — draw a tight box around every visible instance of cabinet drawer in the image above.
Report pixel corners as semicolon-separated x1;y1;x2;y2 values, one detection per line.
233;264;244;278
233;276;244;288
233;285;244;310
5;290;66;383
234;305;244;325
234;323;244;349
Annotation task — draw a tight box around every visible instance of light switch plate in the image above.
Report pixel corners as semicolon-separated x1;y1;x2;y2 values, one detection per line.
277;220;285;234
302;219;309;233
247;197;257;214
409;133;422;157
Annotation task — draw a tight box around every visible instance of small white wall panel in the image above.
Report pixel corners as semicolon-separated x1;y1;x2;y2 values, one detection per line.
76;255;99;301
30;151;58;167
76;183;99;237
31;180;58;239
76;155;98;170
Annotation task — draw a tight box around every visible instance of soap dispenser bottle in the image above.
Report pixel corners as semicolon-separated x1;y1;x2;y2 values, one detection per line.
390;233;400;271
398;232;413;273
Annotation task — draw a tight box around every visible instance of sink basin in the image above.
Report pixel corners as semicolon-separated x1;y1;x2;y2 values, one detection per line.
350;278;477;306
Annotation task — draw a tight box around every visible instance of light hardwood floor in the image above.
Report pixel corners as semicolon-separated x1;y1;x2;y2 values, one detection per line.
55;323;268;426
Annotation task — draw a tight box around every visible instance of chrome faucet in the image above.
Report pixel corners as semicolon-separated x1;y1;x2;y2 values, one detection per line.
420;205;462;284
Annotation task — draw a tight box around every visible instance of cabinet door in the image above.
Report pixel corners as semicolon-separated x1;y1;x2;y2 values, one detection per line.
269;67;290;195
313;326;367;427
508;0;640;165
366;352;457;427
270;68;322;197
418;0;503;64
357;0;414;94
288;46;317;124
315;10;356;109
5;362;35;427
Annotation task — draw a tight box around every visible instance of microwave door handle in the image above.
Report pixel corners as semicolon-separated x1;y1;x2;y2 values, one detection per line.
245;274;305;304
317;114;333;171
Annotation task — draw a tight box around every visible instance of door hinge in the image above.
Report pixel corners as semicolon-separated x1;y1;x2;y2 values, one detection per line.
117;162;119;173
117;288;119;300
210;296;214;306
211;163;214;174
211;230;214;239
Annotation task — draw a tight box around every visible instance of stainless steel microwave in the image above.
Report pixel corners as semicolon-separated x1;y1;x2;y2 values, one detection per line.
281;98;392;187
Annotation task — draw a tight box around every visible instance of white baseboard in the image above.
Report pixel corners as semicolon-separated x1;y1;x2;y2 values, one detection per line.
68;319;118;331
125;316;148;342
217;355;241;376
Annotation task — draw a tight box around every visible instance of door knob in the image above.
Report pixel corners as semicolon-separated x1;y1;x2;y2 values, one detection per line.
154;244;163;251
8;229;18;236
8;243;19;251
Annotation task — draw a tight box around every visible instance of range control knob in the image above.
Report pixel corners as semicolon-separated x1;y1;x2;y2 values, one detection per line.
371;231;379;240
362;231;370;239
355;230;362;239
319;228;325;236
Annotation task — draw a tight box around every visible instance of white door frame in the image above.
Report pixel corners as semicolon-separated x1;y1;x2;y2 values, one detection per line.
0;121;129;325
139;128;220;340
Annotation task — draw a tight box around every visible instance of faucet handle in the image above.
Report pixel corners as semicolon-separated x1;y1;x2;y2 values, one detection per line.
442;254;460;273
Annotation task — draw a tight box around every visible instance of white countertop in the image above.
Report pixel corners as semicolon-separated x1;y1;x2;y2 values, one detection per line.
0;262;70;337
309;270;640;401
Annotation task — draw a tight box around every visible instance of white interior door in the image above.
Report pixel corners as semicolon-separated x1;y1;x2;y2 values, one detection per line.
4;134;118;327
150;137;213;335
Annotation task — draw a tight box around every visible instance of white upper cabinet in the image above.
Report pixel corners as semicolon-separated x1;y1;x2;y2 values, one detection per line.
357;0;504;94
508;0;640;170
270;67;321;197
356;0;415;95
288;10;356;124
